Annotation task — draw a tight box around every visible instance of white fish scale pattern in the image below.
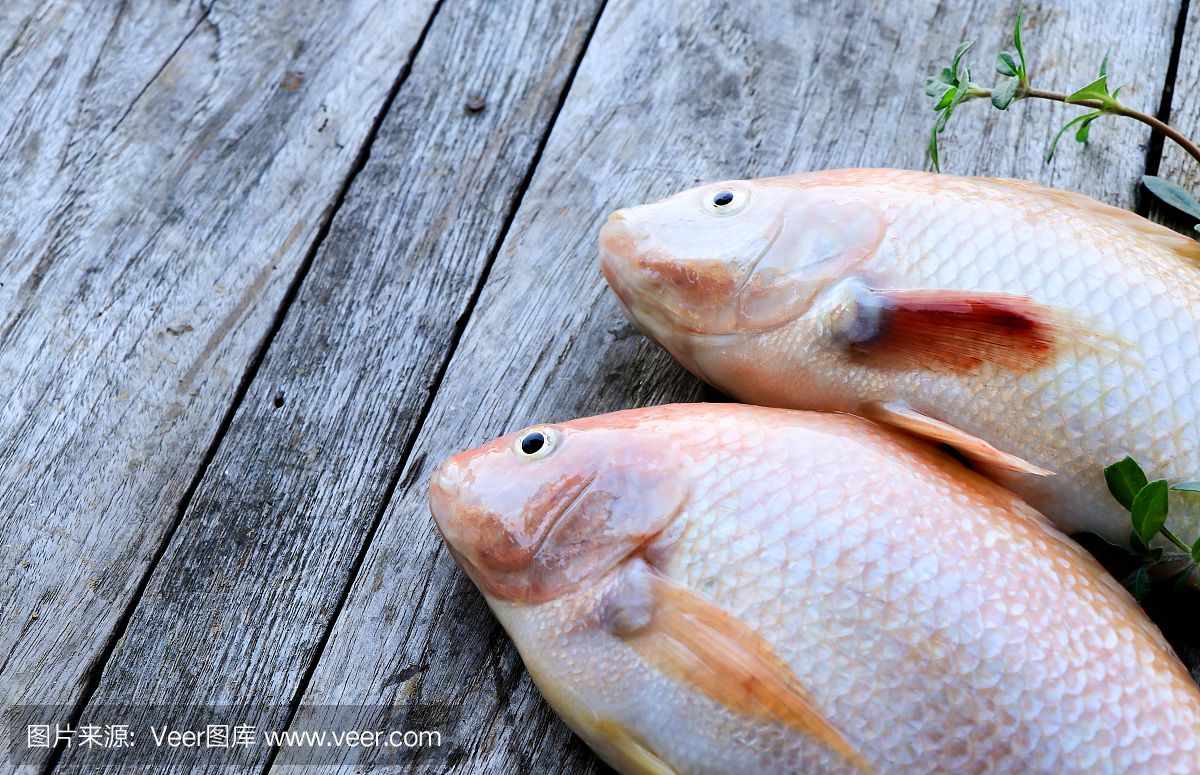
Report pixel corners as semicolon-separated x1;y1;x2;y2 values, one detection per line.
814;172;1200;540
653;407;1200;774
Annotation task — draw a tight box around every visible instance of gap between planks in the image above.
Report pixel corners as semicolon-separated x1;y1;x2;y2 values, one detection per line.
1140;0;1191;215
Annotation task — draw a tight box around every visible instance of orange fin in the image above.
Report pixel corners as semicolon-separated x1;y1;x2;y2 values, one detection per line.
842;287;1060;373
864;401;1054;476
616;564;872;773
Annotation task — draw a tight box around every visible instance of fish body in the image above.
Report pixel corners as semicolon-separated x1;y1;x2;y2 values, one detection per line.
430;404;1200;774
599;169;1200;543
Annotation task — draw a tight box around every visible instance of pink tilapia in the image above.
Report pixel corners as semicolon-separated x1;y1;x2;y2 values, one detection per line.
599;169;1200;544
429;404;1200;774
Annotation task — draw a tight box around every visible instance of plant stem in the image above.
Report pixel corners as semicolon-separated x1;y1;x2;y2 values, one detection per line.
964;87;1200;166
1160;525;1193;554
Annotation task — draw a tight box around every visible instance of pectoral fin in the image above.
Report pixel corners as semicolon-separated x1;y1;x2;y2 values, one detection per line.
864;400;1053;476
833;285;1060;373
615;564;872;773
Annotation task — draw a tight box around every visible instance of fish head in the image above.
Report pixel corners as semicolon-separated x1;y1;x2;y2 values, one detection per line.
599;176;884;375
429;414;688;605
430;407;879;774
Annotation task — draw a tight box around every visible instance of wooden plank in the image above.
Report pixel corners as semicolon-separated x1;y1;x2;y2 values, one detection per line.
49;0;605;771
0;0;438;766
283;0;1184;772
1153;3;1200;219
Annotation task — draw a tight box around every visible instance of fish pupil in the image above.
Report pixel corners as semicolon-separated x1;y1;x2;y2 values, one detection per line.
521;432;545;455
713;190;734;207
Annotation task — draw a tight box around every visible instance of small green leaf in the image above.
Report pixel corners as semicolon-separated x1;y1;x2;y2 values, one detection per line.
1098;51;1109;78
1012;7;1027;75
996;52;1018;77
1193;536;1200;564
1168;564;1195;590
1074;113;1101;143
951;39;977;76
1130;479;1169;544
1172;481;1200;493
933;87;956;111
1066;76;1117;107
991;77;1019;110
1104;456;1149;511
1143;175;1200;220
1122;566;1151;601
928;123;942;173
1046;111;1105;163
926;68;956;100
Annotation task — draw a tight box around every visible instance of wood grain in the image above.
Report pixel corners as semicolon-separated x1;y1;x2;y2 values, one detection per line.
1154;2;1200;217
0;0;438;768
50;0;605;771
283;1;1184;772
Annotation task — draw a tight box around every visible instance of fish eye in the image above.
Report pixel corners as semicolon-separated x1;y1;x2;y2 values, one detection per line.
513;426;557;460
704;186;746;215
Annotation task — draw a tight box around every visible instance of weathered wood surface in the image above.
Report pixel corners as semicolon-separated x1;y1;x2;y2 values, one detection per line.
0;0;440;768
1157;2;1200;209
281;0;1185;772
4;0;1195;773
50;0;605;772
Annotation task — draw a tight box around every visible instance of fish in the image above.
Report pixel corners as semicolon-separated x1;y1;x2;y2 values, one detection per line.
429;403;1200;774
598;168;1200;545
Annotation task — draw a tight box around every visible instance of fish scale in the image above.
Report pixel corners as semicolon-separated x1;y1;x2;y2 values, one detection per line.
429;404;1200;774
599;168;1200;542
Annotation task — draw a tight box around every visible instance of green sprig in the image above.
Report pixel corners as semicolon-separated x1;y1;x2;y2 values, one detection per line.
924;7;1200;235
1084;456;1200;600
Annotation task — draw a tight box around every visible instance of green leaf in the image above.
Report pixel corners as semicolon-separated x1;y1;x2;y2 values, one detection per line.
1142;175;1200;220
991;77;1019;110
1168;564;1195;590
1066;76;1117;108
929;123;942;173
1104;456;1149;510
1122;566;1151;601
996;52;1018;77
1012;7;1027;75
926;68;956;100
1099;51;1109;78
926;80;953;106
1130;479;1169;544
1172;481;1200;493
951;38;977;77
1193;536;1200;564
1074;112;1102;144
1046;112;1105;163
